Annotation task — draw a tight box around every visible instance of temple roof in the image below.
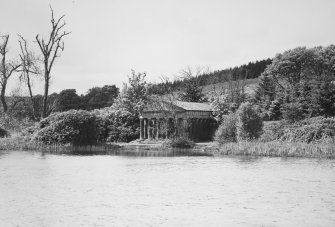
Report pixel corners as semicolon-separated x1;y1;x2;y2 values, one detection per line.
142;100;212;113
173;101;212;111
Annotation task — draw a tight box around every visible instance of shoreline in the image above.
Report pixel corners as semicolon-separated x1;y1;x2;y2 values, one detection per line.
1;137;335;158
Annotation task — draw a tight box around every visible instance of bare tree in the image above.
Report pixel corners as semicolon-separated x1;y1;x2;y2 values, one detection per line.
35;7;70;118
18;35;40;119
0;35;21;112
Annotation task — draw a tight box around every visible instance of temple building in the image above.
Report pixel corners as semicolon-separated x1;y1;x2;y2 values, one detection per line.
139;100;218;142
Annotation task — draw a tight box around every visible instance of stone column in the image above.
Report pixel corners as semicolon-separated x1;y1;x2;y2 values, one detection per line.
177;118;182;136
140;118;144;140
148;119;152;140
199;119;204;141
144;118;148;139
165;118;169;139
195;118;201;142
190;118;195;140
156;119;160;139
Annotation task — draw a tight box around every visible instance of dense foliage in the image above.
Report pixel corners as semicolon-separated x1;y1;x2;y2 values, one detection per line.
163;136;195;148
214;113;237;144
53;89;81;112
32;110;99;145
255;45;335;120
20;70;148;145
178;76;206;102
214;102;263;144
280;117;335;143
93;106;139;143
1;85;120;121
0;127;9;138
236;102;263;141
261;117;335;143
81;85;119;110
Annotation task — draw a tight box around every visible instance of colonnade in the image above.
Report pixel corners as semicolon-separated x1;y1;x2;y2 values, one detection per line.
140;117;217;141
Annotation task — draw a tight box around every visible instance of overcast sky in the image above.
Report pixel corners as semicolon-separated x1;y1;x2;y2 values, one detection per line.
1;0;335;95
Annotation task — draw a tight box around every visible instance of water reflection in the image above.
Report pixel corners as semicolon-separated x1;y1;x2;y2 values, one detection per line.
40;147;213;157
233;156;262;164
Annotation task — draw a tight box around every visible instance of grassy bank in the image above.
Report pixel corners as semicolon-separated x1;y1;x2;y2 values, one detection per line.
0;136;38;151
0;135;120;154
2;135;335;158
205;141;335;158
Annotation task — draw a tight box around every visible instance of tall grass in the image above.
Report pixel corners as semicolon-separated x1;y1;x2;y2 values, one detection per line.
206;140;335;158
0;133;120;154
0;135;39;151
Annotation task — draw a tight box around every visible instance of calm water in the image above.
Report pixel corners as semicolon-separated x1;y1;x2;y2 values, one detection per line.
1;151;335;227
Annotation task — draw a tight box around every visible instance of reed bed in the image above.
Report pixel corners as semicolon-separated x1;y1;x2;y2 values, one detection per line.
0;136;120;154
0;136;39;151
39;143;120;154
205;141;335;158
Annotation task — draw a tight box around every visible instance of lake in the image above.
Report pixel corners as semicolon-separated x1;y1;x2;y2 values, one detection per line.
1;150;335;226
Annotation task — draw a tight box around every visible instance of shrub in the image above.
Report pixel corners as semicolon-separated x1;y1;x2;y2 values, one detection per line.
236;102;263;141
0;113;34;133
280;116;335;143
0;127;10;138
281;102;306;123
92;106;139;143
260;121;286;142
214;113;237;144
32;110;99;145
163;136;195;148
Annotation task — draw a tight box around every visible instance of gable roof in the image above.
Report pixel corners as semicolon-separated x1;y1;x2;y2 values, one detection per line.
143;100;212;112
173;101;212;111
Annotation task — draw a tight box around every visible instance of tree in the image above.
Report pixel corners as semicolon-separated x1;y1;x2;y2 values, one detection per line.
236;102;263;141
119;70;148;115
254;74;276;103
83;85;119;110
18;35;40;120
207;73;247;122
35;7;70;118
261;45;335;119
178;66;206;102
107;70;148;140
53;89;81;112
0;35;21;112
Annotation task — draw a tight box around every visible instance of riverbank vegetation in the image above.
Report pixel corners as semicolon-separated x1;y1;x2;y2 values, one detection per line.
210;45;335;158
162;137;195;149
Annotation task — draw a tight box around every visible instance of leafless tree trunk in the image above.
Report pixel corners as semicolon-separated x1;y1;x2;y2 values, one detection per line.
0;35;21;112
18;35;40;120
35;7;70;118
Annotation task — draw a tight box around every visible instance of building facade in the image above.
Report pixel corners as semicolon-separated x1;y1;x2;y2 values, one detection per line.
139;100;217;142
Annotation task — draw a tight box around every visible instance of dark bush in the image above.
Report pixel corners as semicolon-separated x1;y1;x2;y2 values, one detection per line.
0;127;10;138
214;113;237;144
236;102;263;141
32;110;99;145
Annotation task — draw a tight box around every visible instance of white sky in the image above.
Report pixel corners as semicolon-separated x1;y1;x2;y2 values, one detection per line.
1;0;335;95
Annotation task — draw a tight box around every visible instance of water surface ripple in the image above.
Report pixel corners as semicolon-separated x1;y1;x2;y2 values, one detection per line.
0;151;335;226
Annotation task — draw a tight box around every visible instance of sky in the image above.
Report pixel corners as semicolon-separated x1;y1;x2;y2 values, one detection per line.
1;0;335;95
